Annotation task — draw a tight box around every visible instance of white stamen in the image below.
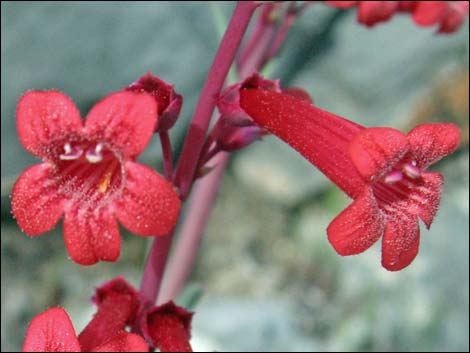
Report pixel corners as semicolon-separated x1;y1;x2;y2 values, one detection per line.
64;143;72;154
384;170;403;184
85;143;104;163
403;163;421;179
95;143;103;154
86;151;103;163
59;143;83;160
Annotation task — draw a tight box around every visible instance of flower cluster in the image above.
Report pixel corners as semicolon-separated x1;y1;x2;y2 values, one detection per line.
325;1;469;32
10;2;466;350
22;277;193;352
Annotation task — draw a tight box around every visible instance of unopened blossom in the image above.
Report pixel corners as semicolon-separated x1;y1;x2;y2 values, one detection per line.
126;72;183;131
12;90;181;265
239;88;460;271
211;73;280;152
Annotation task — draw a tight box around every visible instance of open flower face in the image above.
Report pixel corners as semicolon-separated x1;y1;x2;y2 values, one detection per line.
12;91;181;265
239;88;460;271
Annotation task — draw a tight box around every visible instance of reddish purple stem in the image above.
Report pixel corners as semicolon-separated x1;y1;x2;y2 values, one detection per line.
173;1;260;200
139;1;258;305
139;231;174;305
159;130;173;181
158;153;230;305
159;2;303;303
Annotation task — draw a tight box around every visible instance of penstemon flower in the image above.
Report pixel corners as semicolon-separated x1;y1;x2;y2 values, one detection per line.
12;90;181;265
238;88;460;271
22;277;194;352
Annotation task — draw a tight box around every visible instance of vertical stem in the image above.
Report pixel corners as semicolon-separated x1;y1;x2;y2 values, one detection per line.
173;1;259;200
159;130;173;180
158;152;229;304
139;232;174;305
139;1;258;305
159;4;292;303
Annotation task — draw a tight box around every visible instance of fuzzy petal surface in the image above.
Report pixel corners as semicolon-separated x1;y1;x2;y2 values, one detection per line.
78;294;137;352
240;89;365;198
12;163;65;236
407;171;444;229
144;302;193;352
93;332;148;352
327;188;385;255
22;307;81;352
407;123;460;169
115;162;180;236
349;127;409;181
381;214;420;271
63;205;120;265
84;92;157;158
17;90;82;158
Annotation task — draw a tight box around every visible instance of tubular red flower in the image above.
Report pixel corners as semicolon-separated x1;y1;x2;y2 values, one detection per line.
239;88;460;271
12;90;181;265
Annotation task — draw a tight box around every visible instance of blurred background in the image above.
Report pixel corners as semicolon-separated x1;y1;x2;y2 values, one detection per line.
1;2;468;351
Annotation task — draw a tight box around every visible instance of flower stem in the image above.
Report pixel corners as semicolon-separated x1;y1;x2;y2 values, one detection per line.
173;1;259;200
158;2;304;303
139;1;258;305
139;231;174;305
159;130;173;181
158;152;229;304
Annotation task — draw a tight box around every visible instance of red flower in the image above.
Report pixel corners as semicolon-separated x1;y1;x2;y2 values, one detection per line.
142;302;194;352
12;90;181;265
22;307;148;352
239;88;460;271
325;1;469;32
412;1;469;33
326;1;401;27
22;277;194;352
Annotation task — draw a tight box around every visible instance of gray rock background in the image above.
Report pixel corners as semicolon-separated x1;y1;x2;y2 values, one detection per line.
1;2;468;352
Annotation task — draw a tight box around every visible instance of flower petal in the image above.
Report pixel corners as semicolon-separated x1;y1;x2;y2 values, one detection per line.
17;90;82;158
79;294;137;352
357;1;399;27
438;1;469;33
407;123;460;169
407;171;443;229
115;162;180;236
12;163;65;236
84;92;157;158
22;307;81;352
93;332;149;352
412;1;447;26
325;1;358;8
327;188;384;256
349;127;409;181
143;302;193;352
381;214;420;271
63;205;120;265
